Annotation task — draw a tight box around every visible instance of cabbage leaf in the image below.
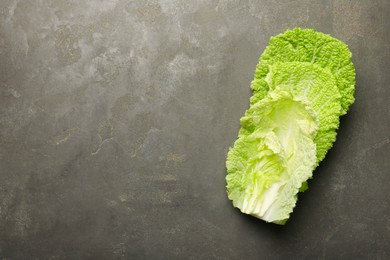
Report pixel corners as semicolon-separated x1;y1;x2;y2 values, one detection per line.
227;88;318;223
226;28;355;224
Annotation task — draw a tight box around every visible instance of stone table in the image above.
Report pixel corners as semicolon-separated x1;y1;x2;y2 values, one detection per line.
0;1;389;259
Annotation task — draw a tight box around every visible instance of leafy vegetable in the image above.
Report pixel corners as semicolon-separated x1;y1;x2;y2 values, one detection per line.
250;28;355;115
227;88;318;223
226;28;355;224
241;62;342;164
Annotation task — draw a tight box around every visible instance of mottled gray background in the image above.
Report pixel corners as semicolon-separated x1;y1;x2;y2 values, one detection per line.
0;0;389;259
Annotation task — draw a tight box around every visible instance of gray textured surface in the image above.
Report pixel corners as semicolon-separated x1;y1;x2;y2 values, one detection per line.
0;0;389;259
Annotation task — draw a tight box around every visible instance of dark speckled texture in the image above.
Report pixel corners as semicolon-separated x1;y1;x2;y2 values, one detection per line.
0;0;389;259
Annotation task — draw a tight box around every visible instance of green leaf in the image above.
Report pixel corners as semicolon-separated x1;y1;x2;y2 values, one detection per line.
242;62;342;163
250;28;355;115
226;28;355;224
226;88;318;223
